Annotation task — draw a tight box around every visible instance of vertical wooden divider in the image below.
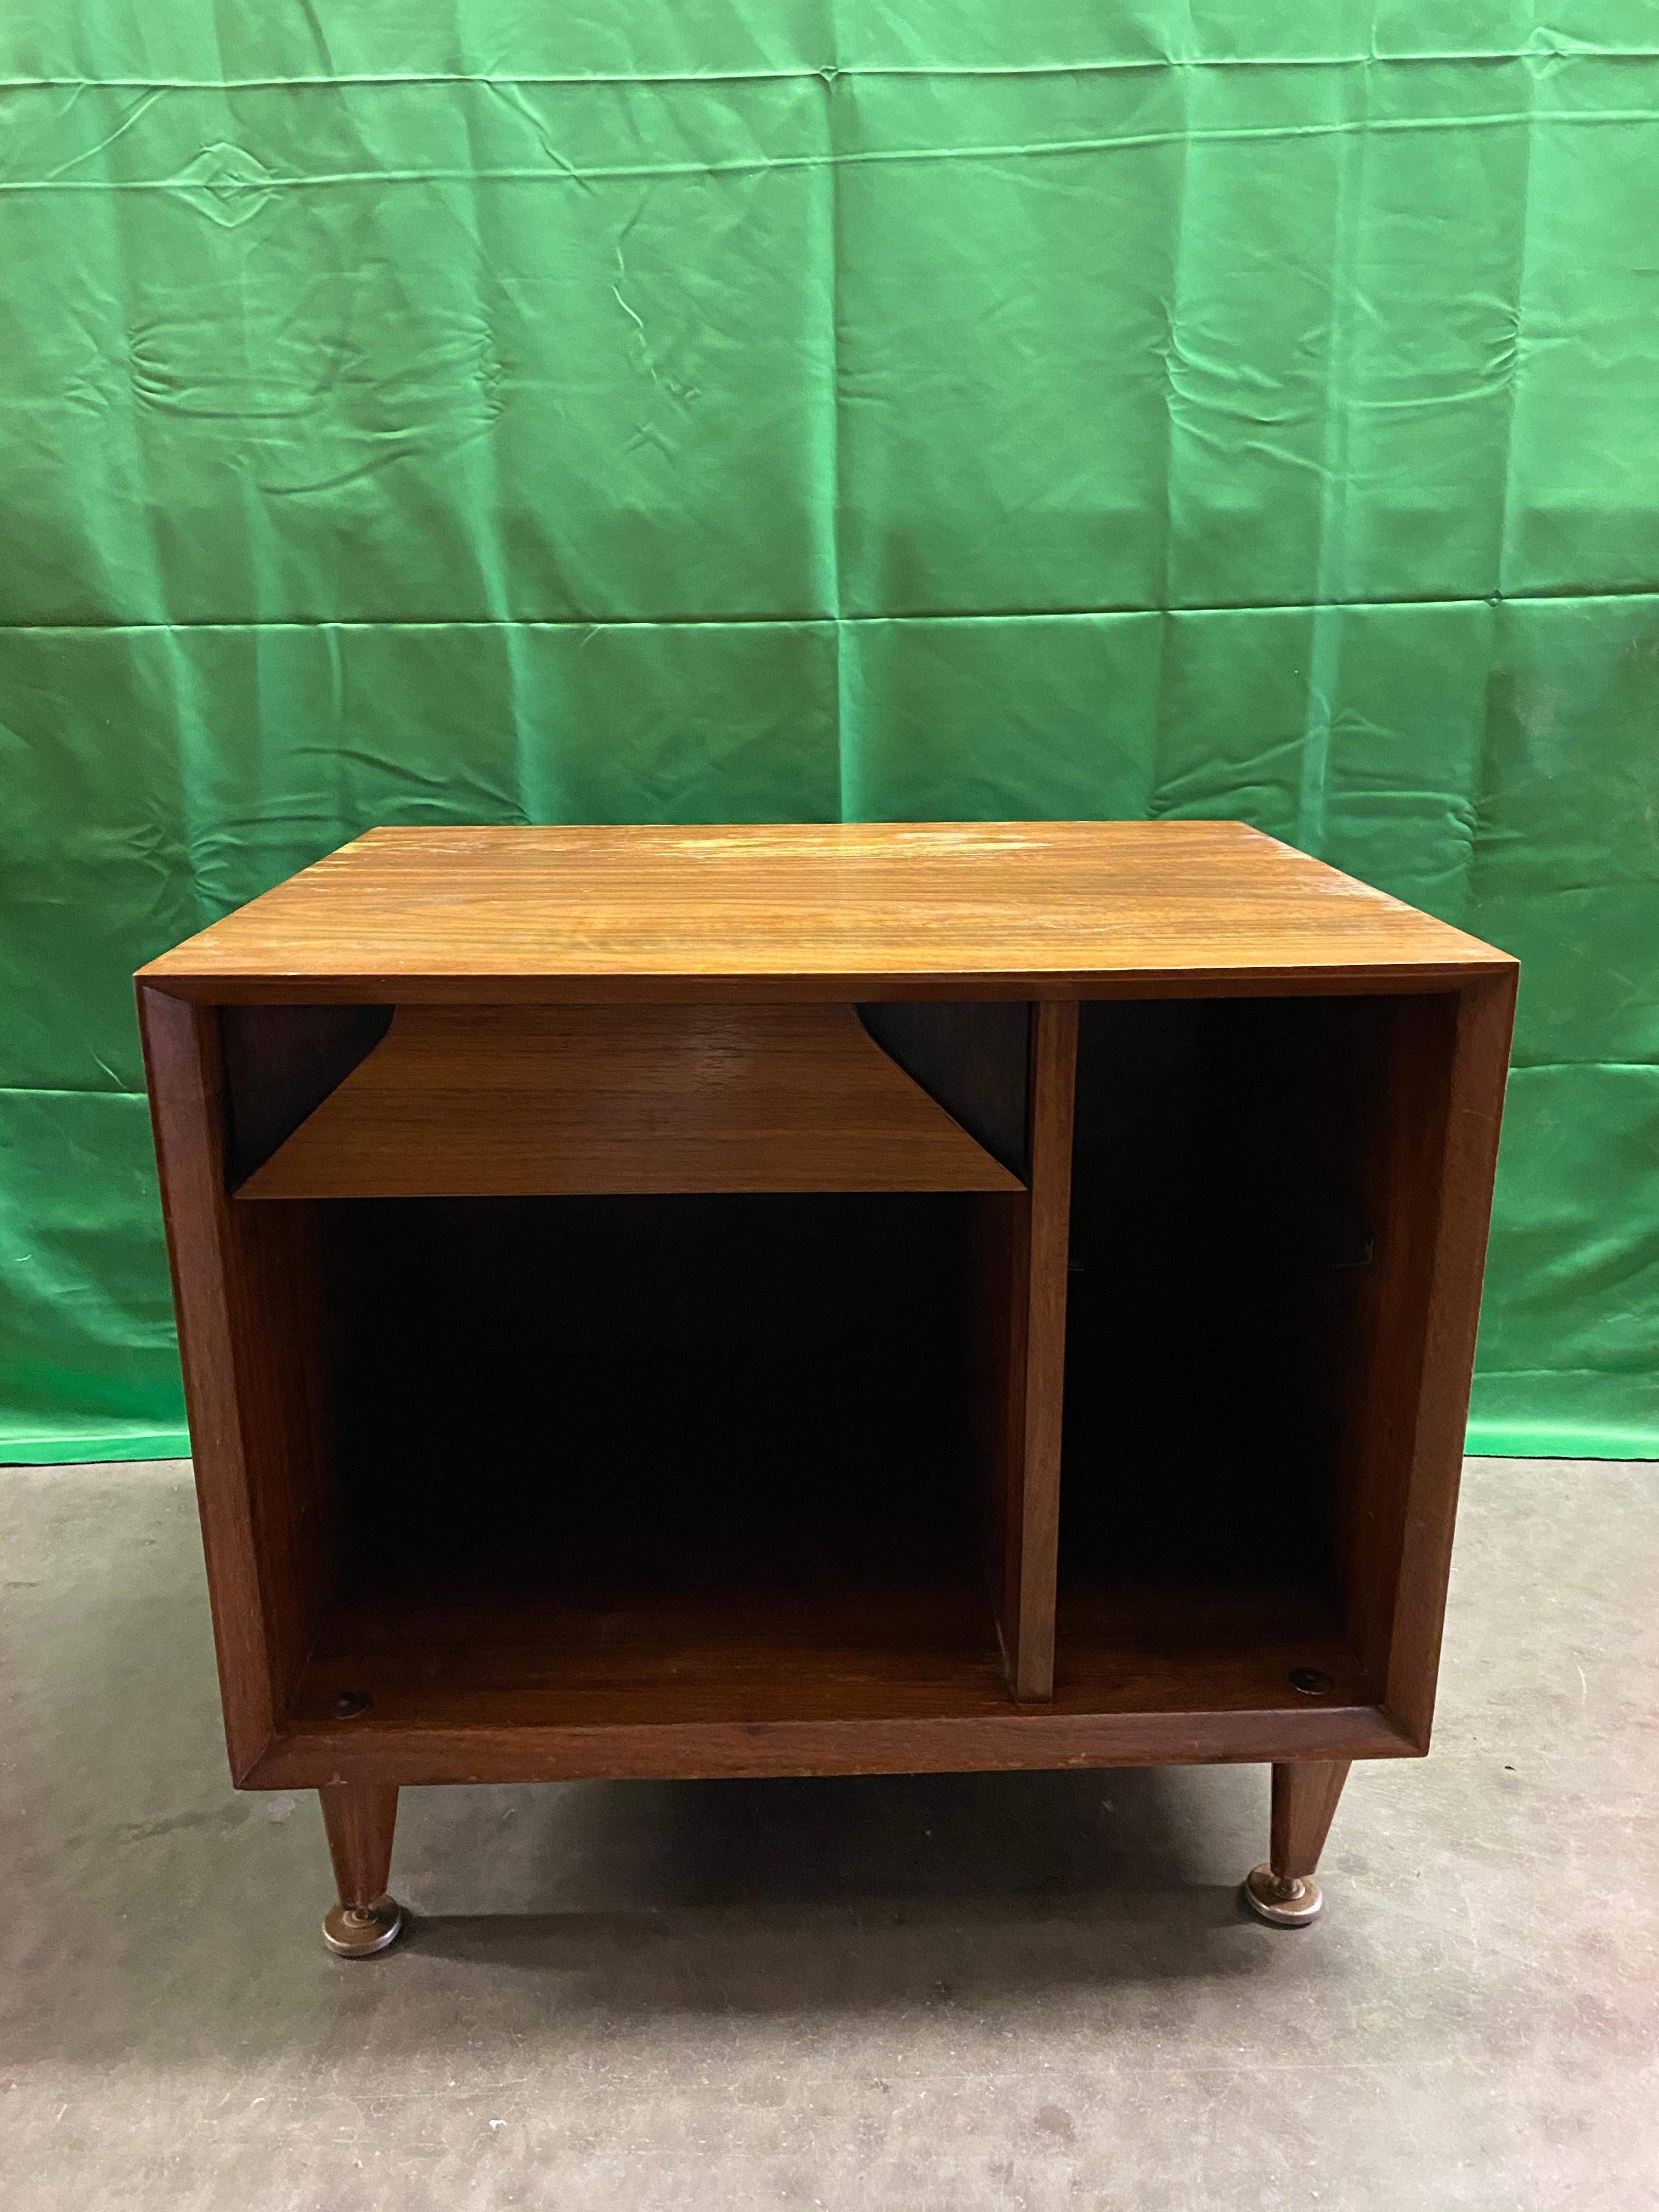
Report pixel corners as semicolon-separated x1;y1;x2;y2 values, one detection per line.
857;995;1078;1702
979;999;1079;1701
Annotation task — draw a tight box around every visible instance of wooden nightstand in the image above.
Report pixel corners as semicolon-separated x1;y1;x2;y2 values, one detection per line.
137;821;1515;1953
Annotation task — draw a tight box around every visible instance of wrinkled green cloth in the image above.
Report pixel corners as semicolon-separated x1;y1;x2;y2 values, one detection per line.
2;3;1656;1459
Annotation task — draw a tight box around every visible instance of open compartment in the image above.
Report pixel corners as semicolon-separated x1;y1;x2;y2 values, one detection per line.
1054;992;1459;1722
193;993;1077;1756
279;1190;1019;1733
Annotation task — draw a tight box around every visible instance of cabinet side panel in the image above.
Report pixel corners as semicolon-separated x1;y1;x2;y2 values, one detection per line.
1330;974;1516;1741
1329;996;1456;1706
138;986;337;1778
1385;970;1517;1740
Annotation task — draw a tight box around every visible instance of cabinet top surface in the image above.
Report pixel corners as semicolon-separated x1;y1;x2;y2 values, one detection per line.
138;821;1513;999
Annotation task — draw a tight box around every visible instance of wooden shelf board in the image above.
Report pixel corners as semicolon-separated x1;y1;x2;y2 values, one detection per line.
235;1003;1023;1199
255;1576;1398;1785
1054;1582;1373;1713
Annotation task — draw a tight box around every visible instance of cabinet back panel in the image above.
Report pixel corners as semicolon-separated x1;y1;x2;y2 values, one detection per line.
316;1193;981;1600
1063;997;1380;1592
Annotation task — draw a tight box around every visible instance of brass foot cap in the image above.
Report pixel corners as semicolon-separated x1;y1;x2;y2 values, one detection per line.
1242;1865;1323;1928
323;1895;404;1957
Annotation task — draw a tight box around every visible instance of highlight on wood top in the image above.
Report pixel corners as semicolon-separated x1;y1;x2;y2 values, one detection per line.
138;820;1515;999
233;1002;1027;1200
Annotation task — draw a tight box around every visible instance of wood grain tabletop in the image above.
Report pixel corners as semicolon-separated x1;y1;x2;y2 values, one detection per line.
138;820;1513;1001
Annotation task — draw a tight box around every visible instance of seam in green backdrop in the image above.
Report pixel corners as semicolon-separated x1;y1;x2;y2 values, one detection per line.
2;3;1657;1462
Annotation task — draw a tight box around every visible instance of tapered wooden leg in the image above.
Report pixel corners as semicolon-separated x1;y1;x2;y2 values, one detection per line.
1242;1760;1351;1928
319;1784;404;1957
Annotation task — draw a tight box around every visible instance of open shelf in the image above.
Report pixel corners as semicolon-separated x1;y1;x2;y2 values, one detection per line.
1054;993;1441;1714
273;1191;1015;1745
276;1582;1390;1781
252;1149;1387;1775
1054;1582;1371;1714
289;1581;1011;1734
234;1003;1023;1199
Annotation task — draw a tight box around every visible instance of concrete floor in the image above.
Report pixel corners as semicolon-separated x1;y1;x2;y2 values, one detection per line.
1;1457;1655;2211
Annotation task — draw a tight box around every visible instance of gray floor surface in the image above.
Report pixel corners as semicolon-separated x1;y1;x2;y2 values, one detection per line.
1;1454;1655;2211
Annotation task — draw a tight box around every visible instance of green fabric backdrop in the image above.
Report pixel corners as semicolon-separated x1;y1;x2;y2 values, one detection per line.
3;3;1657;1462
